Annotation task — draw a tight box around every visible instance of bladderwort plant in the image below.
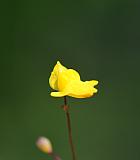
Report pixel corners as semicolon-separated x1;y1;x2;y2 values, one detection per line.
36;61;99;160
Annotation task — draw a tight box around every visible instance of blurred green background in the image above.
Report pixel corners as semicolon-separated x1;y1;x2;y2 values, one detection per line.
1;0;140;160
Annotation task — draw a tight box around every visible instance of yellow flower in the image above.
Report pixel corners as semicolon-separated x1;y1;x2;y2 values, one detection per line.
49;61;98;98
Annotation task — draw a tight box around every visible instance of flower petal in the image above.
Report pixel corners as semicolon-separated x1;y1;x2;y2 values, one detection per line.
50;91;68;97
85;80;98;86
49;61;67;90
63;80;98;98
58;69;80;91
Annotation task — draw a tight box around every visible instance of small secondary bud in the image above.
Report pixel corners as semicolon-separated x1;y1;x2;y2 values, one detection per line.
36;137;53;154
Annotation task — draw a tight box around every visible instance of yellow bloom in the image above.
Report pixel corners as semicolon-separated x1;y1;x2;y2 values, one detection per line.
49;61;98;98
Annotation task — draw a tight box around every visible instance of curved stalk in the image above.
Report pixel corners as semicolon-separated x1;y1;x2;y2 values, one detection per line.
63;96;76;160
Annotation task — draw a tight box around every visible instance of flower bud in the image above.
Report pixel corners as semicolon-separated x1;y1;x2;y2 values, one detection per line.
36;137;53;154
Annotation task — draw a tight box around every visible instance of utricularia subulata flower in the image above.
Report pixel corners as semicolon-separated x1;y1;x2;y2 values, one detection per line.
49;61;98;98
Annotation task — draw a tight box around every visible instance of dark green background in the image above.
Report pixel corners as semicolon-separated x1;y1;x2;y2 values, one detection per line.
1;0;140;160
